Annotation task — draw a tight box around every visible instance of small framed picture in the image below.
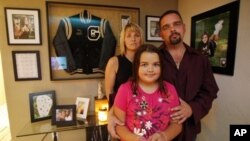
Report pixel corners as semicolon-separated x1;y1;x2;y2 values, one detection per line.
29;90;56;122
121;15;131;29
145;15;163;42
12;51;41;81
4;7;42;45
76;97;90;119
52;105;76;127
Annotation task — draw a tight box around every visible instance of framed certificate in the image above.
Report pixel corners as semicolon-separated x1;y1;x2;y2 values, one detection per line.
12;51;41;81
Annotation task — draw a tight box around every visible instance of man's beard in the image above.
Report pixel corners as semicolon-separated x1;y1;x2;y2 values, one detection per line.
169;32;182;45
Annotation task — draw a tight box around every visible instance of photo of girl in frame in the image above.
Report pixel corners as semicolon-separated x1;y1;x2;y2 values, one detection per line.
194;12;229;68
191;1;239;76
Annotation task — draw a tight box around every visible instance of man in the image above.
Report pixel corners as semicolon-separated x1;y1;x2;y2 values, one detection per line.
159;10;219;141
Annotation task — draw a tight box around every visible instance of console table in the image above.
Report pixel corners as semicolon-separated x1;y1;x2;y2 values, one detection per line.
16;115;108;141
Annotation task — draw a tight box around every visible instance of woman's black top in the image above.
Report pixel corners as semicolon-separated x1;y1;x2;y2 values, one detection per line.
109;55;132;107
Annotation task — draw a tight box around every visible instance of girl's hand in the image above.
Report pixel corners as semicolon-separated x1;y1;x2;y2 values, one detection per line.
148;132;169;141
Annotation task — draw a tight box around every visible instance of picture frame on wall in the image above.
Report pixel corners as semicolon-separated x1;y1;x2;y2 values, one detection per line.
76;97;90;119
46;1;140;80
190;1;239;76
29;90;56;122
145;15;163;42
52;105;77;127
4;7;42;45
12;51;42;81
121;15;131;29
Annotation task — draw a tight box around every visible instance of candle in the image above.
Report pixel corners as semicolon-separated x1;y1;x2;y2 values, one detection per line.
98;108;108;122
94;96;109;115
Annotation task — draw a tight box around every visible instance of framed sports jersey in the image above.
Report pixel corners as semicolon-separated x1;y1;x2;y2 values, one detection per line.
46;2;140;80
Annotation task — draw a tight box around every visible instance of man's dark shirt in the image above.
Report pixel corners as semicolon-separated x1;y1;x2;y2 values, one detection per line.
160;43;219;141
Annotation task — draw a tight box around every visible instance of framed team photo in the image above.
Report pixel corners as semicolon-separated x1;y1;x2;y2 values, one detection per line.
4;7;42;45
191;1;239;76
46;1;139;80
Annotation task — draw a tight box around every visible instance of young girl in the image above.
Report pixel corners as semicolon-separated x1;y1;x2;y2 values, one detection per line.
113;44;182;141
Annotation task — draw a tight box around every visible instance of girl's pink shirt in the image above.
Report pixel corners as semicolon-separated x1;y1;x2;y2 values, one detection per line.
114;81;180;139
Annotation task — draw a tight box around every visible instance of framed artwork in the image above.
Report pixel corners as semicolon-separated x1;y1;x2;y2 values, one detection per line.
29;90;56;122
12;51;41;81
121;15;131;29
52;105;77;127
191;1;239;76
46;1;140;80
145;15;163;42
76;97;90;119
4;7;41;45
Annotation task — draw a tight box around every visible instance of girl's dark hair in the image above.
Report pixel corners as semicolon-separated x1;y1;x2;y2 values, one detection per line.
201;32;210;44
131;44;168;96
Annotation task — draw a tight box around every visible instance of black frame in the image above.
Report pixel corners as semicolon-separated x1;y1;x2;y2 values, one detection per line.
4;7;42;45
29;90;56;122
145;15;163;42
191;1;240;76
46;1;140;80
12;51;42;81
52;105;77;127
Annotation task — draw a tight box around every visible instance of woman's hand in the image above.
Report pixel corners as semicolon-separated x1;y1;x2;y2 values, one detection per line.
107;108;124;139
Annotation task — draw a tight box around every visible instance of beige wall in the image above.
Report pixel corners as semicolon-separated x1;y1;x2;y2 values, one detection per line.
0;53;5;105
179;0;250;141
0;0;177;141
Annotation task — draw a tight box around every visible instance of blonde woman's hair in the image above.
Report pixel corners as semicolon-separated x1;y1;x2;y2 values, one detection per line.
119;22;144;55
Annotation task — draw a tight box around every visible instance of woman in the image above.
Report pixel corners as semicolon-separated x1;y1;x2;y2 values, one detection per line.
105;22;144;108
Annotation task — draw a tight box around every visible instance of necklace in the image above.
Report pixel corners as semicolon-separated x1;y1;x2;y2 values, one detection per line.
169;47;186;69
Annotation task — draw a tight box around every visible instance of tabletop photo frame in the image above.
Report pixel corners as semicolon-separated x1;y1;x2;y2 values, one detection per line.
29;90;56;122
191;1;239;76
76;97;90;120
145;15;163;42
4;7;42;45
52;105;77;127
12;51;41;81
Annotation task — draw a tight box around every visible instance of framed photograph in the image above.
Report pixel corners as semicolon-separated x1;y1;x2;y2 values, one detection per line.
191;1;239;76
121;15;131;29
29;90;56;122
76;97;90;119
145;15;163;42
46;1;139;80
12;51;41;81
4;7;41;45
52;105;77;127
